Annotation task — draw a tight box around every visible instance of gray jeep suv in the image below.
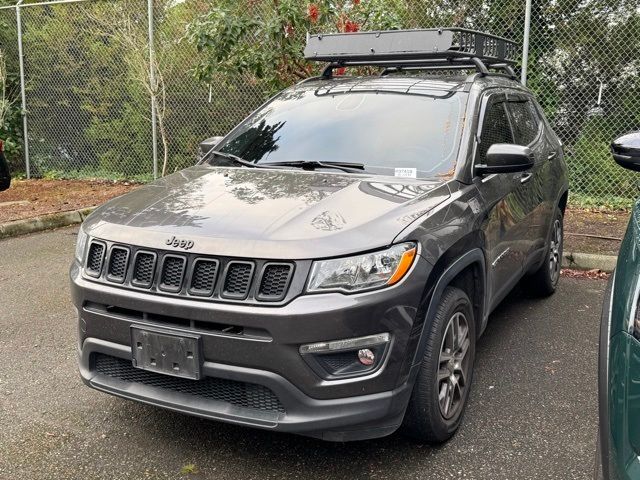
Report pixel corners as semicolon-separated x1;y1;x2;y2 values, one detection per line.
70;29;568;443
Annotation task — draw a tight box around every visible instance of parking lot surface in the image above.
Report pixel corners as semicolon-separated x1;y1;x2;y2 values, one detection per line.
0;227;605;479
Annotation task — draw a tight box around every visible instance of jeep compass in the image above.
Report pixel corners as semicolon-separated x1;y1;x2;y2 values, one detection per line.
70;29;568;442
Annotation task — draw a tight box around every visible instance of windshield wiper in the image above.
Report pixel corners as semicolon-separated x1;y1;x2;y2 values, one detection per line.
204;150;268;169
261;160;366;174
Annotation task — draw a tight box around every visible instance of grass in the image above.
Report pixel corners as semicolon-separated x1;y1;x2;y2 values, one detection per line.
568;193;635;212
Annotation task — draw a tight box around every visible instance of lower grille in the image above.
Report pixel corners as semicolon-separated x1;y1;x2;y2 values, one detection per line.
94;354;285;414
319;351;358;371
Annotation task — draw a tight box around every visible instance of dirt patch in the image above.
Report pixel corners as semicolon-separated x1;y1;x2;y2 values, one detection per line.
564;208;628;256
0;179;139;223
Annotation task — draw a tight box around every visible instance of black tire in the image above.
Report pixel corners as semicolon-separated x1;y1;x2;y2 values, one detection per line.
401;286;476;444
525;207;563;297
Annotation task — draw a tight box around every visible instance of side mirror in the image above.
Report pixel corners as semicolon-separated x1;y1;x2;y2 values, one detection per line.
612;132;640;172
475;144;534;175
198;136;225;161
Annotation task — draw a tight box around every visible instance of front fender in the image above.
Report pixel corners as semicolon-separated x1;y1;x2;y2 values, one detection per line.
410;248;486;372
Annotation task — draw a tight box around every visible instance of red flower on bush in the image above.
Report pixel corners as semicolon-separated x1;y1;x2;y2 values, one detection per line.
353;0;361;4
308;3;319;23
335;67;347;75
345;20;360;32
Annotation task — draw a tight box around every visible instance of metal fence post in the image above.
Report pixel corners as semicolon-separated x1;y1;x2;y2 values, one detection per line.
147;0;158;180
15;0;30;178
521;0;532;85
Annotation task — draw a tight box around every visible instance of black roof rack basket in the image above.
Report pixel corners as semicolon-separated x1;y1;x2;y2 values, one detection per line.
304;28;519;78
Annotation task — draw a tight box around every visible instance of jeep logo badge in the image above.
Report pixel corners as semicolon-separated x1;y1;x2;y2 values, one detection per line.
165;236;194;250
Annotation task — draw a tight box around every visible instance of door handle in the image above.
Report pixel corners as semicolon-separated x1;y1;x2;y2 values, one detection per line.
520;172;533;184
547;151;557;161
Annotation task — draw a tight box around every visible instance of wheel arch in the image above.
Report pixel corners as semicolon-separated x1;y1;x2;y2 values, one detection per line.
410;246;487;373
558;189;568;214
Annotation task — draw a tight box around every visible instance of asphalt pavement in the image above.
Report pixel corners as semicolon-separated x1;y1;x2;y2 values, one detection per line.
0;227;605;479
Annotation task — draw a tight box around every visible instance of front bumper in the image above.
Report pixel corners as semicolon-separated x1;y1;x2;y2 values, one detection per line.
79;337;416;441
71;255;431;440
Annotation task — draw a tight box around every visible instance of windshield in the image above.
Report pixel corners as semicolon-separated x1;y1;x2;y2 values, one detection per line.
212;86;466;178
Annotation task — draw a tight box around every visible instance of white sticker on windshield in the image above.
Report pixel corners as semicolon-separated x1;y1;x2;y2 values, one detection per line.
394;168;417;178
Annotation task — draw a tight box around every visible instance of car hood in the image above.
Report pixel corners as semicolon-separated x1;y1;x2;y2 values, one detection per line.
84;165;451;259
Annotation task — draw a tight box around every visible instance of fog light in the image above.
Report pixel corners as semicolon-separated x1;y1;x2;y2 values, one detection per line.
358;348;375;366
300;333;390;379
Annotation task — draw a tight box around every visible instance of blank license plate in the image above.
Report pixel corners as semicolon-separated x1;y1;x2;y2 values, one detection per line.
131;326;201;380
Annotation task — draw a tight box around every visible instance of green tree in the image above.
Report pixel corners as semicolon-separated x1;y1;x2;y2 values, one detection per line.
0;11;22;171
187;0;406;95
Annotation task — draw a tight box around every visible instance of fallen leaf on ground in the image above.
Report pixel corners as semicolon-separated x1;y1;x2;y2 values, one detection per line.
561;268;610;279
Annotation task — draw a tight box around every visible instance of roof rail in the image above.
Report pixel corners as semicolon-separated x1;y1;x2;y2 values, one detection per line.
304;28;519;79
379;62;517;80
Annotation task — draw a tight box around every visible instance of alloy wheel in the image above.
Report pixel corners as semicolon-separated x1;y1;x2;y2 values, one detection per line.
549;218;562;284
437;311;471;419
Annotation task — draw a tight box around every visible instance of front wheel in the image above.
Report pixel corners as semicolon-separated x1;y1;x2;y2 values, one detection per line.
526;207;564;297
401;286;476;444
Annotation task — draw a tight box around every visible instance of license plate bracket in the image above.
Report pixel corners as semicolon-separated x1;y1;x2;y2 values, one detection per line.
131;326;202;380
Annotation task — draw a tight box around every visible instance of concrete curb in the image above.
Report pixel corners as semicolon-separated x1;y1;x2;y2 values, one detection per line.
0;207;96;240
562;251;617;273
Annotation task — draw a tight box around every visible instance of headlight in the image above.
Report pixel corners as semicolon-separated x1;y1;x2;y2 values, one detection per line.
307;243;417;293
75;226;88;262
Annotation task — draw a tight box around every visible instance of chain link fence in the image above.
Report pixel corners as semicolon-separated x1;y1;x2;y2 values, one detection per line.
0;0;639;207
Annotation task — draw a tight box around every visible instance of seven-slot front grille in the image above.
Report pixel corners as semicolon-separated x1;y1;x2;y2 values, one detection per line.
83;240;295;304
